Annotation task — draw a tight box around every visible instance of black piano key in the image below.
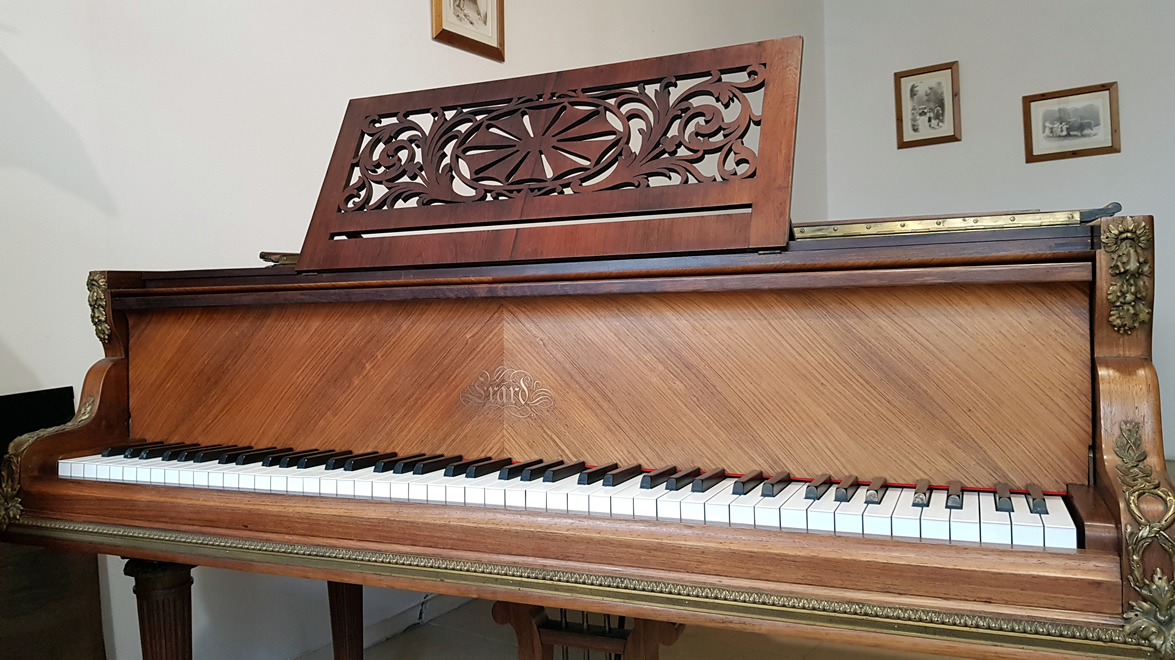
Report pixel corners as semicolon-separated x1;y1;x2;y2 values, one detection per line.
994;482;1014;512
761;470;792;497
194;445;249;463
414;454;463;475
299;450;352;469
274;449;325;468
691;468;726;493
103;440;161;457
376;453;422;473
236;447;294;466
545;461;589;483
140;443;199;460
499;458;544;480
946;480;964;510
178;444;234;462
640;466;677;489
157;444;207;461
328;451;376;470
524;460;566;482
392;453;439;474
347;452;398;471
123;441;172;458
666;467;702;491
835;475;859;502
805;474;831;500
912;479;932;507
217;446;266;464
732;470;765;496
578;462;619;486
865;477;887;504
467;457;513;478
1026;483;1048;514
444;456;492;477
603;463;642;487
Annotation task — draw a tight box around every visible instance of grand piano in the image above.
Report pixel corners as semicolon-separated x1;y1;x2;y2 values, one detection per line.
1;37;1169;660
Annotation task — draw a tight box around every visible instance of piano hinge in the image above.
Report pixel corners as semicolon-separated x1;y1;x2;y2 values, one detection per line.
259;252;300;267
794;202;1121;240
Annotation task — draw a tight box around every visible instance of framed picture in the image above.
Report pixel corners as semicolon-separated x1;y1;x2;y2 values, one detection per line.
1022;82;1119;163
432;0;505;62
894;61;961;149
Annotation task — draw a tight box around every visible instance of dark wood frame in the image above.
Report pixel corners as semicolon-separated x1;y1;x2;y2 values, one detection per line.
1022;81;1120;164
893;61;961;149
431;0;505;62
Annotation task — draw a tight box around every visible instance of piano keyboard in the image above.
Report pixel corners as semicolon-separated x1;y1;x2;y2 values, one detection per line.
58;443;1079;550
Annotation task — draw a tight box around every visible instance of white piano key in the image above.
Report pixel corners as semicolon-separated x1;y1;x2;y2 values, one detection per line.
568;483;604;515
703;480;742;526
525;479;563;511
483;476;516;509
779;483;816;530
833;486;869;535
632;485;667;520
449;473;500;506
754;482;804;529
862;486;901;536
920;489;952;541
1010;494;1044;547
546;479;588;513
890;488;921;539
728;492;764;529
504;477;536;510
950;491;981;543
602;480;646;518
655;485;695;522
680;479;736;524
805;485;842;532
408;472;452;502
978;491;1012;545
58;457;82;478
427;475;465;503
1041;495;1078;549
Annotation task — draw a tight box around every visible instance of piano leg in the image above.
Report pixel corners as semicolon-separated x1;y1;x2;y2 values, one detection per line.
327;581;363;660
122;559;194;660
492;601;553;660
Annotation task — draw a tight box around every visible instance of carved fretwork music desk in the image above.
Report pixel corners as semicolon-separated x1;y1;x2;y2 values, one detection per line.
2;37;1170;660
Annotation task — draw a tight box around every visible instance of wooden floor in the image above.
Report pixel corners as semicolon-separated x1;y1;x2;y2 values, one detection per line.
366;599;959;659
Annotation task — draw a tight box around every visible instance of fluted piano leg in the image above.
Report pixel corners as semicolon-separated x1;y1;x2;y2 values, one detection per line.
122;559;194;660
327;581;364;660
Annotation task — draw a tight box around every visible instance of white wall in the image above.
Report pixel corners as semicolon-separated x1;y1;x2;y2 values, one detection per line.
0;1;825;658
825;0;1175;450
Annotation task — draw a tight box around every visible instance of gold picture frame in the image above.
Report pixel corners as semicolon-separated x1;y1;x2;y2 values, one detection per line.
1022;82;1119;163
432;0;505;62
894;61;961;149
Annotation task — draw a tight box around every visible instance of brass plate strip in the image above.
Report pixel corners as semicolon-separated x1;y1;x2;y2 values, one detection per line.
795;211;1081;239
7;516;1146;658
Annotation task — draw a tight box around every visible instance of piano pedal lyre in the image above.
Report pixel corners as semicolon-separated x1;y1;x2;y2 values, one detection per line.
492;601;682;660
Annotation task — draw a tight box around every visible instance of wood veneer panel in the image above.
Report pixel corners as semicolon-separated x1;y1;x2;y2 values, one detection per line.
127;282;1090;489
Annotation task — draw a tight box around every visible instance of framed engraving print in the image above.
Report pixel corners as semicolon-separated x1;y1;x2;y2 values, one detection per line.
894;61;961;149
1022;82;1119;163
432;0;505;62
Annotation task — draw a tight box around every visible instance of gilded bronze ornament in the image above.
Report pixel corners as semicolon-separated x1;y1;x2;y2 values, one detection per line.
1103;219;1154;334
87;271;111;343
0;396;96;531
1115;421;1175;658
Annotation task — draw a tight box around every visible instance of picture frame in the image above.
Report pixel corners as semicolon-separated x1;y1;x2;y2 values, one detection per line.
894;61;961;149
432;0;505;62
1022;82;1119;163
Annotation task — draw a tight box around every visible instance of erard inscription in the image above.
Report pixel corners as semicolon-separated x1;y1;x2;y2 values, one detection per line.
460;368;554;418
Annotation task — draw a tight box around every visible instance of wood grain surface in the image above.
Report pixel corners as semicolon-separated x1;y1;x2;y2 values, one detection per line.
124;281;1090;489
